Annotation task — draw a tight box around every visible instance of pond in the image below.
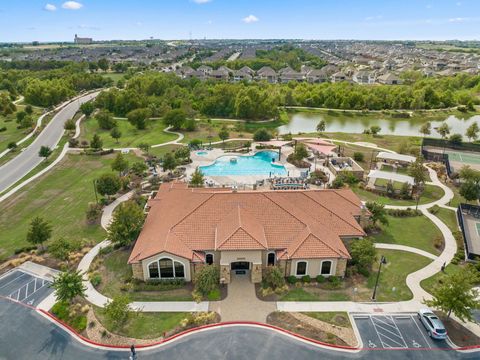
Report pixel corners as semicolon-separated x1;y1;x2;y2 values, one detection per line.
277;111;480;138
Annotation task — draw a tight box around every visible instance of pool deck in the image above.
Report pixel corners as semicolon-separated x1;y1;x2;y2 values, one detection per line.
187;146;303;187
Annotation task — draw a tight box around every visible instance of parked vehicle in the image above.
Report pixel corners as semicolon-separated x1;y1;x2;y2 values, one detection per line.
418;308;448;340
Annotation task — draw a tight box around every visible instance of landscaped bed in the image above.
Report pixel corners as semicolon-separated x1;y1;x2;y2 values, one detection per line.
258;250;432;303
91;247;226;301
352;183;444;206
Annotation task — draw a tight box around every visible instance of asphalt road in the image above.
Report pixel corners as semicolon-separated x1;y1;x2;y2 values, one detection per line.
0;298;478;360
0;92;99;194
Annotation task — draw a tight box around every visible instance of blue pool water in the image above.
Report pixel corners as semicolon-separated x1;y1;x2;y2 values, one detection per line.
200;151;287;176
196;151;208;156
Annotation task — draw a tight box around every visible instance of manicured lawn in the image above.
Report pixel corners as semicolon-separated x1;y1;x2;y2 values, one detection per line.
302;312;352;328
429;206;459;233
366;249;432;302
0;105;43;151
447;184;470;208
79;117;176;148
280;288;320;301
94;307;187;339
371;215;443;255
149;144;183;158
101;72;125;84
381;164;409;175
96;248;194;301
351;183;444;206
374;178;404;190
323;132;422;153
181;120;249;144
420;263;463;295
0;153;139;261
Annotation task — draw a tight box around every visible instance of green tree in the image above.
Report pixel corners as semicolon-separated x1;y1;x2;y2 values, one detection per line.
49;237;81;260
137;142;150;155
437;122;450;140
104;295;131;328
370;125;381;136
127;108;151;130
97;58;110;72
25;104;33;115
131;161;148;176
190;168;204;187
316;120;326;133
64;119;76;131
162;152;177;171
90;134;103;150
425;268;479;321
218;126;230;145
110;127;122;144
448;133;463;146
194;265;220;296
107;201;145;246
419;122;431;137
80;102;95;118
459;180;479;202
253;128;272;142
365;202;388;228
95;173;121;198
465;122;479;142
26;216;52;250
111;153;129;175
38;145;52;161
96;110;117;130
51;270;86;303
294;143;308;160
408;159;427;191
350;238;377;273
262;266;285;290
164;109;186;130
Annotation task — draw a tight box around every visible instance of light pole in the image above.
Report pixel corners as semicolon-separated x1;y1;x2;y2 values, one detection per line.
372;255;387;301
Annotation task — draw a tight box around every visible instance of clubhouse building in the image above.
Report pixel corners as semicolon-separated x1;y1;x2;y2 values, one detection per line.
128;183;368;283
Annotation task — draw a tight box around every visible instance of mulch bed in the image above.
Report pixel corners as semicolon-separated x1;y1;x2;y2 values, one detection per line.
436;313;480;347
266;312;348;346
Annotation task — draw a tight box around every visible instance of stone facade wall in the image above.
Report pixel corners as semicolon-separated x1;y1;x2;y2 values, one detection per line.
251;263;262;283
131;263;144;280
220;265;231;284
335;258;347;277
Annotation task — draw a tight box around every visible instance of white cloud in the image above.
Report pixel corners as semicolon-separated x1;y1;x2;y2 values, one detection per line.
44;4;57;11
62;1;83;10
242;14;259;24
449;17;468;22
365;15;383;21
192;0;212;4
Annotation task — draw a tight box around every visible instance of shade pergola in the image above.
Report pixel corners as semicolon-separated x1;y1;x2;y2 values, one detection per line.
367;170;414;185
376;152;416;164
255;140;292;147
302;140;337;156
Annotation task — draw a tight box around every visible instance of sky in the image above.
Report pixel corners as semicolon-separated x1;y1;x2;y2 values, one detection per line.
1;0;480;42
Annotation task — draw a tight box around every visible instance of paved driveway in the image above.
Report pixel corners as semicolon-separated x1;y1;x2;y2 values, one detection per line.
1;297;478;360
0;92;98;193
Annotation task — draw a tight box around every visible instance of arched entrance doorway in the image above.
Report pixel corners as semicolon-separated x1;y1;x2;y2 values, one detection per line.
231;261;250;275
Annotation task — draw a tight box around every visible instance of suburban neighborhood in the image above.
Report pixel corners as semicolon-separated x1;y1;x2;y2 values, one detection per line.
1;1;480;359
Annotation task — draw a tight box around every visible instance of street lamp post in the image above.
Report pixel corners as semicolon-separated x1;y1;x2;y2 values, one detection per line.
371;255;387;301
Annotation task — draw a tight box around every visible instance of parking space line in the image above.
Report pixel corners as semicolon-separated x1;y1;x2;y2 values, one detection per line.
0;272;27;290
387;315;408;348
411;315;432;349
370;316;407;349
376;331;406;348
368;316;387;348
8;278;51;303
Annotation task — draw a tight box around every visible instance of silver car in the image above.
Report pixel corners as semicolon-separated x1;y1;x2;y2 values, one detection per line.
418;308;448;340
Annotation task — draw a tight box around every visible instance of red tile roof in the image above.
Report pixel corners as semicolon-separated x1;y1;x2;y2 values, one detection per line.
128;184;365;263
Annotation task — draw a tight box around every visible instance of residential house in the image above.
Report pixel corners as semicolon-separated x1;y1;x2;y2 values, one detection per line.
128;183;367;284
256;66;277;83
331;71;347;83
305;69;328;83
377;73;402;85
352;70;375;84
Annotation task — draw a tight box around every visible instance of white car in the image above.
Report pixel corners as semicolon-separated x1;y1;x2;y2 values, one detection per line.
418;308;448;340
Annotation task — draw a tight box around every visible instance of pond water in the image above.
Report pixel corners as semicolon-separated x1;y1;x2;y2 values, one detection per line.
277;112;480;138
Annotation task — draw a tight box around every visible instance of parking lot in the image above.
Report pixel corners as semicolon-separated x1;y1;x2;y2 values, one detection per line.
0;269;53;307
354;314;450;350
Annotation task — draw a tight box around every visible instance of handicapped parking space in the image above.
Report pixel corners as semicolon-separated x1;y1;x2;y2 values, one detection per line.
353;314;450;350
0;269;53;307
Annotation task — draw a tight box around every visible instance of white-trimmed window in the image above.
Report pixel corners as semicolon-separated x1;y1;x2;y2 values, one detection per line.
148;258;185;279
296;261;307;276
205;253;214;265
320;260;333;276
267;252;276;266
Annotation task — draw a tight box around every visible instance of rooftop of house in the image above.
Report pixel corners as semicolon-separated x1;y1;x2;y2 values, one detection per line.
128;183;366;264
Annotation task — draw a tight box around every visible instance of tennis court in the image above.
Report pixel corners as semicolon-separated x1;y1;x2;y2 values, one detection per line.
445;150;480;165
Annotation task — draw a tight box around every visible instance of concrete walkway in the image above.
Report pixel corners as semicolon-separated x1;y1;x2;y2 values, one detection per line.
374;243;438;260
209;273;276;322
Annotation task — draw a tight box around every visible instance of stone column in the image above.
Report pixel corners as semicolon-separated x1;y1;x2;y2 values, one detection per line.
220;265;231;284
131;262;144;280
251;263;262;283
335;258;347;277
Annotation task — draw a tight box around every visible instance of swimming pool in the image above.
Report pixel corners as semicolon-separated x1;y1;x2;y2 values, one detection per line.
199;151;287;176
196;151;208;156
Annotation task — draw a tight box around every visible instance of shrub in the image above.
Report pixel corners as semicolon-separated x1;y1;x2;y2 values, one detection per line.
180;312;217;328
353;152;364;162
90;273;102;287
0;126;7;132
86;202;102;224
327;276;341;289
350;238;376;272
48;237;82;260
14;245;37;254
387;208;421;217
260;287;275;297
104;295;131;328
287;275;298;284
98;245;114;257
316;275;325;283
194;265;220;296
51;301;87;332
302;275;311;283
263;266;286;290
253;128;272;142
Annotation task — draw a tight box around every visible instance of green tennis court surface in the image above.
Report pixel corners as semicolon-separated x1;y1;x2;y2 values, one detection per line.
446;151;480;165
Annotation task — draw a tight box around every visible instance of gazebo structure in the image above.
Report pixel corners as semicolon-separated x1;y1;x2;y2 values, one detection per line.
295;138;337;156
255;140;293;160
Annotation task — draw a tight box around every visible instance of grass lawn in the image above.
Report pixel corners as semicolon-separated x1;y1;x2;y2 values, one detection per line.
371;215;443;255
381;164;409;175
79;117;177;148
446;184;470;208
101;72;125;85
429;206;459;233
420;263;463;295
181;120;250;144
0;153;139;261
351;183;444;206
149;144;183;158
94;307;187;339
302;312;352;328
0;106;43;151
324;132;422;153
95;249;194;301
374;178;404;191
279;250;432;302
